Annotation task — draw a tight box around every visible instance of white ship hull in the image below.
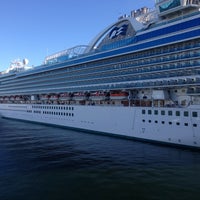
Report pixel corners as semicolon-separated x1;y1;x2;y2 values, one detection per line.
1;1;200;150
0;103;199;149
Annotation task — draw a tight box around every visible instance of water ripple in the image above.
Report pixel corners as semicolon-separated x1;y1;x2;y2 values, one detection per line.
0;118;200;200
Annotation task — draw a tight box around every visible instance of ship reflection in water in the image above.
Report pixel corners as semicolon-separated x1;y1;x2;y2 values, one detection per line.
0;118;200;200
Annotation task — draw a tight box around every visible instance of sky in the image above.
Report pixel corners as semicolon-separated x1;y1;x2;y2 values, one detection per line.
0;0;154;71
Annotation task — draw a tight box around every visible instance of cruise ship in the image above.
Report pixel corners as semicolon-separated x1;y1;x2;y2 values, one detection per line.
0;0;200;149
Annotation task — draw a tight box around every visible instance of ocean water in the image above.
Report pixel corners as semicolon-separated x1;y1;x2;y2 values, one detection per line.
0;118;200;200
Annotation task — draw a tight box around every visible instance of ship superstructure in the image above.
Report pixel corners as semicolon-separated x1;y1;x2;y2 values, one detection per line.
0;0;200;149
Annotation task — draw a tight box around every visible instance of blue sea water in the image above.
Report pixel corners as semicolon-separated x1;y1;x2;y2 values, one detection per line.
0;117;200;200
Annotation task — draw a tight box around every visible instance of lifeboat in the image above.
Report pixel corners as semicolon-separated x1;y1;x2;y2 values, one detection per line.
10;96;15;101
90;91;105;100
4;96;9;101
15;96;23;101
40;94;49;100
59;93;71;101
110;91;129;100
0;97;3;101
73;92;86;101
49;94;59;101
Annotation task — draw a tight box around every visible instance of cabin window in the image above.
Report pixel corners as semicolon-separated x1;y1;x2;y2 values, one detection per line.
161;110;165;115
142;110;145;114
192;112;198;118
154;110;158;115
168;111;172;116
148;110;152;115
176;111;180;116
184;111;189;117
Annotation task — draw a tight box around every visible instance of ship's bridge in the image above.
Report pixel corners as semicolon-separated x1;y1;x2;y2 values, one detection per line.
156;0;200;18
